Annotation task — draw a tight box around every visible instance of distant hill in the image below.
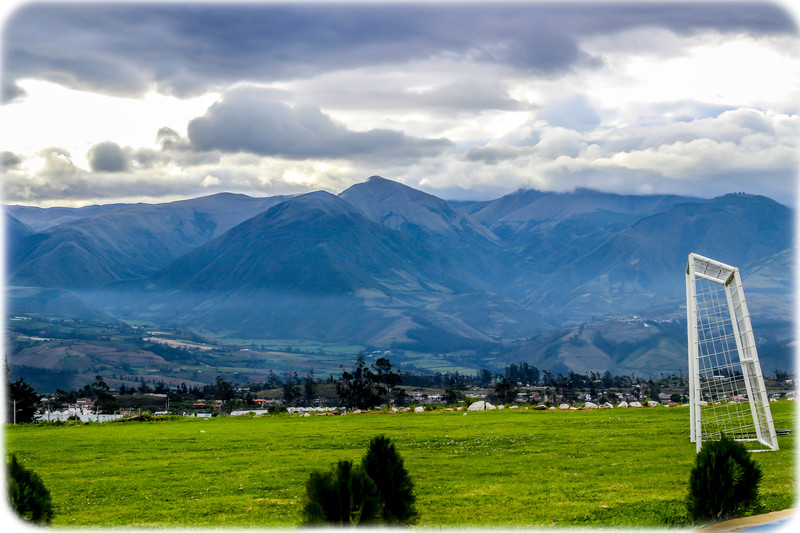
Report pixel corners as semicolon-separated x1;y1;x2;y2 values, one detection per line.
7;202;133;232
6;286;114;321
502;314;793;377
103;191;539;347
4;179;792;373
8;193;290;288
341;176;500;246
459;187;697;234
5;213;35;250
144;191;474;295
340;176;508;287
525;193;793;322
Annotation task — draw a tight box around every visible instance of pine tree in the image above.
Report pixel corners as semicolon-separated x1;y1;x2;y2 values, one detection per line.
301;460;382;525
7;454;54;524
362;435;418;524
7;378;40;424
687;436;763;522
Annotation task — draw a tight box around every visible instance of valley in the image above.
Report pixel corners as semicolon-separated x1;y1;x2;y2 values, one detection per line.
5;177;794;391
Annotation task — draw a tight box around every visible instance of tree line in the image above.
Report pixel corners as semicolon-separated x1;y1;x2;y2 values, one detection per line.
8;357;795;423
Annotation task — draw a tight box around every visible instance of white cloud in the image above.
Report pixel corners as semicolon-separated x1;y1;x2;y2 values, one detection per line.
581;32;800;117
2;14;797;207
0;79;219;165
200;174;221;188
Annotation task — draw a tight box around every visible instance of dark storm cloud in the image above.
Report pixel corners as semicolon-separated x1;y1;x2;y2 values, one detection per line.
1;150;22;169
87;141;128;172
187;87;453;160
3;3;794;99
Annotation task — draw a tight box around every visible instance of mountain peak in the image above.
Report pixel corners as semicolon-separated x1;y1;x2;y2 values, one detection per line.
340;176;501;246
262;190;357;222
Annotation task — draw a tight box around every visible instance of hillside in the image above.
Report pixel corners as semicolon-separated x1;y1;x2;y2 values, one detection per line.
524;193;793;322
4;178;793;375
340;176;508;287
99;191;543;348
9;193;290;288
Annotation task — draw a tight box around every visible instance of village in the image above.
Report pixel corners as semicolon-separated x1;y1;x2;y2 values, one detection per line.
30;376;795;423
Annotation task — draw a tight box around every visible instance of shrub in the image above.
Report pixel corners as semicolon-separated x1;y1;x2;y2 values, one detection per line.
362;435;418;524
687;436;763;523
268;404;287;415
6;454;54;524
301;460;382;525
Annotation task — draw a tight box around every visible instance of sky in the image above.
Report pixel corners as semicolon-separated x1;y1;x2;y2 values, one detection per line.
0;1;798;207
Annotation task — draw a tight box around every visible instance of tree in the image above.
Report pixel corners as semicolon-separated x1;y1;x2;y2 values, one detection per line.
7;453;54;524
283;372;301;406
687;436;763;523
444;388;459;404
336;357;381;410
54;388;77;405
304;371;317;406
215;375;234;402
8;378;40;424
301;460;382;525
477;368;493;387
362;435;418;524
372;358;403;405
91;375;119;414
90;375;110;397
493;376;517;404
774;369;791;382
647;379;660;400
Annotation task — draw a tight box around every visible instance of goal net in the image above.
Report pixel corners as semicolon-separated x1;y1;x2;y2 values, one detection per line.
685;253;778;452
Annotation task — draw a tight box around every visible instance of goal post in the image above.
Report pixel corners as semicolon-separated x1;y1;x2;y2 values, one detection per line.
685;253;778;453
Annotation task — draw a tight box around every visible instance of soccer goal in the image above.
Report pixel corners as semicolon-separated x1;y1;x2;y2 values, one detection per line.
685;253;778;453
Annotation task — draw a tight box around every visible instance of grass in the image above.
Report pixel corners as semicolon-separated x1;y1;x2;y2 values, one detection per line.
6;401;795;528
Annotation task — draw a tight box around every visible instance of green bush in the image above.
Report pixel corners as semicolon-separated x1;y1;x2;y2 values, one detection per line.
687;436;763;523
362;435;418;524
301;460;382;525
301;436;418;526
7;453;54;524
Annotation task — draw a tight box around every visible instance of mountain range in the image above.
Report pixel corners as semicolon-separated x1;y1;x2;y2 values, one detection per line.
5;176;794;374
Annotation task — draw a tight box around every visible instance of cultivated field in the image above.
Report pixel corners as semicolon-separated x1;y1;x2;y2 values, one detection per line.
6;402;796;528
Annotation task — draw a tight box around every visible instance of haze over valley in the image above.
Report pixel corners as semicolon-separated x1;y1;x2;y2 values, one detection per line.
6;177;793;391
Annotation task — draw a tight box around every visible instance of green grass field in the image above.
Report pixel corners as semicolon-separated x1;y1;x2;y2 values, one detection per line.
6;402;796;528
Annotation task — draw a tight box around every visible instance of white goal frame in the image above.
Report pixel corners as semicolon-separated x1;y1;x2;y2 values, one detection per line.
686;253;778;453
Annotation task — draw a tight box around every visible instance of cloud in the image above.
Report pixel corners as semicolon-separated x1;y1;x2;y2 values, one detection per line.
537;94;600;132
419;105;798;204
187;87;453;161
2;151;22;169
87;141;127;172
35;147;79;177
4;3;794;98
2;81;27;103
200;174;221;188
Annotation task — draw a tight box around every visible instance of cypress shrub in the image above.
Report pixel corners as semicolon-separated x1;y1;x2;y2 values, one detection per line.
687;436;763;523
7;454;54;524
362;435;418;524
301;460;382;525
